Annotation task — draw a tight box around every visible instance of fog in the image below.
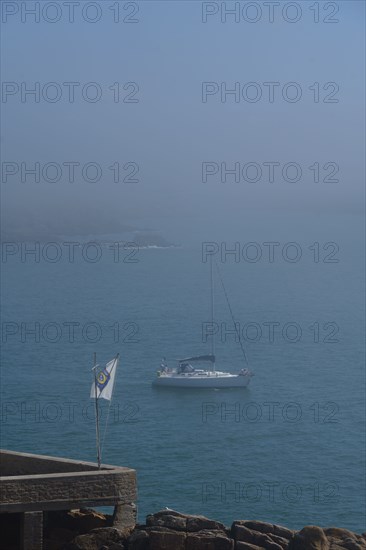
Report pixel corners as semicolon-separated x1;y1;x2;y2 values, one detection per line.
1;1;364;245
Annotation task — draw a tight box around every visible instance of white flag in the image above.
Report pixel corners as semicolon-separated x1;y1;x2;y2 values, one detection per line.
90;355;119;401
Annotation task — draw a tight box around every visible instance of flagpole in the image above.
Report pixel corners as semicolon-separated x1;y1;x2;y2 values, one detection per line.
100;354;120;454
93;352;102;469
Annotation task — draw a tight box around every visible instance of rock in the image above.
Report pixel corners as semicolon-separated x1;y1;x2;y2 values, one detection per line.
145;510;227;534
340;541;366;550
237;522;273;535
325;528;360;540
147;510;187;531
64;536;97;550
68;509;108;533
232;521;292;549
187;517;227;533
272;526;294;541
149;528;186;550
186;529;234;549
233;521;293;542
267;533;290;549
65;527;124;550
45;509;365;550
236;543;265;550
232;524;283;549
46;526;76;542
288;526;330;550
90;527;125;540
128;529;150;550
324;528;366;549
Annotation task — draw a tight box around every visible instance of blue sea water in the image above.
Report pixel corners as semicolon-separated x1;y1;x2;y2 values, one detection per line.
1;231;365;532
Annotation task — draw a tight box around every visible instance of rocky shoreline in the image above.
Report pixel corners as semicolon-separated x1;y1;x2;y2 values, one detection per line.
40;509;366;550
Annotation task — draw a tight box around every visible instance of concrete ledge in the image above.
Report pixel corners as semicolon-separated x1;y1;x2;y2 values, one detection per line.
1;449;120;475
0;450;136;514
0;449;137;548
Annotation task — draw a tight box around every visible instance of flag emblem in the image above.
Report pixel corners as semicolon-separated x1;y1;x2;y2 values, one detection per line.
97;369;110;390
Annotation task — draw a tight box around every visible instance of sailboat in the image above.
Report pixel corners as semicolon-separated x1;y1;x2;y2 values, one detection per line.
152;258;253;388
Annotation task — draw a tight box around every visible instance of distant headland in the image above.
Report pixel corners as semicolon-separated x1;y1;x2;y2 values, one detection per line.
1;227;179;249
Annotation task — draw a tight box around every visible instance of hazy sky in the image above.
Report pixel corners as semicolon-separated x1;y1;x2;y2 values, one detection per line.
1;1;365;243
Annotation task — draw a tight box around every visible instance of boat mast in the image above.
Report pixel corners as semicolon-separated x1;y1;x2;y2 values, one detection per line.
210;255;216;372
93;352;102;469
216;262;249;367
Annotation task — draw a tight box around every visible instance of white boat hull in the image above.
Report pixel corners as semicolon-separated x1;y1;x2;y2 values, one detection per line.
152;371;252;388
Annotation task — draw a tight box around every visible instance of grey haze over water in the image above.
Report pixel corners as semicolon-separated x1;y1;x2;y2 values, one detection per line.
1;1;364;245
